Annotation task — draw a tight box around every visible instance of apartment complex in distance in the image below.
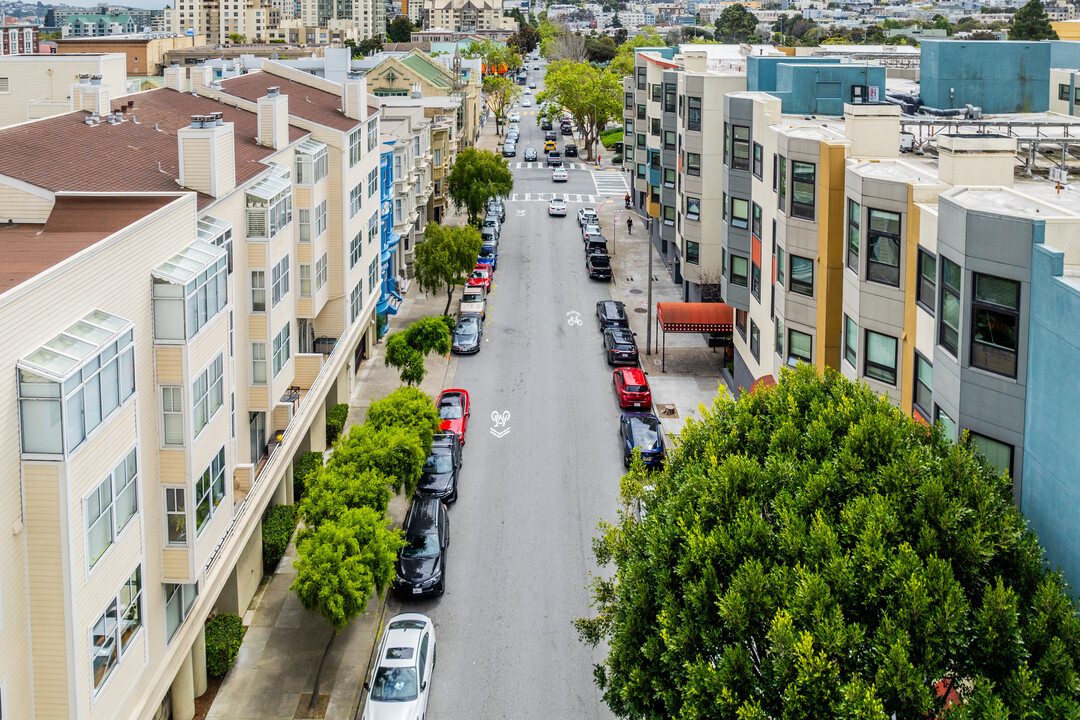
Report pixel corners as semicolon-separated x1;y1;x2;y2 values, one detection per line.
0;58;383;720
418;0;515;33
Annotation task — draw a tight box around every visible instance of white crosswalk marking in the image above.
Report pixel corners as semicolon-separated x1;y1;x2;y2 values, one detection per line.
513;161;588;170
591;170;630;197
507;193;602;204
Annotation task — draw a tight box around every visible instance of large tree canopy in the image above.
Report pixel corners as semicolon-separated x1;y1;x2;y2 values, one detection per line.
413;222;484;314
1010;0;1058;39
578;365;1080;720
715;2;759;42
445;148;514;222
537;60;622;161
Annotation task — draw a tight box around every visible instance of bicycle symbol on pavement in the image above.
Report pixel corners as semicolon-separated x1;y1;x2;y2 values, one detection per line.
490;410;511;438
566;310;582;326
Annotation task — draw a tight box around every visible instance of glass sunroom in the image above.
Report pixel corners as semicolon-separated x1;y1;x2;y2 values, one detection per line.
151;241;228;342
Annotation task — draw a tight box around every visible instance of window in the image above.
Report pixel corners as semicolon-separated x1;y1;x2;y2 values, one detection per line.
351;280;363;322
295;145;328;184
625;146;634;161
752;143;763;179
251;342;266;384
664;83;676;113
651;118;660;136
651;83;661;102
663;205;675;225
624;119;633;134
847;199;860;273
687;152;700;176
271;255;290;307
731;125;750;171
625;91;633;109
298;208;311;242
735;309;747;338
790;255;813;296
637;163;645;179
90;566;142;692
939;257;961;356
864;330;898;385
686;197;700;220
778;156;786;211
369;214;379;245
971;273;1020;377
664;131;676;150
722;193;728;221
369;258;379;295
687;96;701;131
194;447;226;535
166;487;186;544
117;566;141;654
730;198;749;229
315;253;328;292
113;447;138;534
917;249;936;311
969;432;1014;476
772;154;778;190
1060;83;1071;101
272;323;291;377
866;209;902;287
789;329;812;364
350;182;362;218
914;353;932;418
251;271;266;312
751;257;761;300
152;253;228;343
162;387;183;446
731;255;748;287
686;241;699;264
777;247;785;286
636;66;646;90
776;319;784;358
314;200;327;239
349;128;362;167
86;474;114;569
165;582;199;643
936;406;957;440
368;120;378;151
368;167;379;198
752;203;762;238
245;184;291;239
723;122;729;164
637;133;645;150
750;321;760;360
192;354;224;437
637;104;645;120
350;231;363;269
844;315;857;367
790;161;815;220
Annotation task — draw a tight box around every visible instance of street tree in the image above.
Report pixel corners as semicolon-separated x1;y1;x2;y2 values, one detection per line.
386;15;416;43
577;364;1080;720
364;386;440;450
585;35;618;63
1010;0;1057;39
446;147;514;222
464;39;522;74
715;3;759;41
482;74;522;134
413;222;484;315
537;60;622;161
297;465;394;534
609;27;664;76
328;423;428;496
611;12;622;28
544;32;588;62
228;32;247;43
292;507;401;711
508;25;541;55
382;315;452;386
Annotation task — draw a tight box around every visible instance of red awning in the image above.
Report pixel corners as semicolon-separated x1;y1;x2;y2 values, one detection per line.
656;302;734;333
750;375;777;394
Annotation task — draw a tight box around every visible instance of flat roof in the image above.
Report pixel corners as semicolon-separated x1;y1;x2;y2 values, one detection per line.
945;187;1075;218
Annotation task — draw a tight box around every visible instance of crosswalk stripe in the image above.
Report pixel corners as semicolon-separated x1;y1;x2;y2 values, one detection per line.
590;169;630;196
512;161;588;170
506;193;602;203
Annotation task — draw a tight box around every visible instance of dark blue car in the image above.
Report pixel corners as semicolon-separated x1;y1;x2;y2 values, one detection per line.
620;412;665;469
477;244;497;271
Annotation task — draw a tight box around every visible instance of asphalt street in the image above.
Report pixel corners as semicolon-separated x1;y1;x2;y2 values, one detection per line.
385;62;622;719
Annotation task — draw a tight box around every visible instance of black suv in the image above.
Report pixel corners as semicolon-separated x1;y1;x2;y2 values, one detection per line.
604;327;639;366
596;300;629;331
560;122;573;135
541;119;553;130
394;497;449;597
547;151;563;167
586;253;612;280
564;143;578;157
544;130;557;142
416;432;462;502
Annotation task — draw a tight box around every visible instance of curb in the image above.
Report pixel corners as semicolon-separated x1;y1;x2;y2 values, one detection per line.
350;588;390;720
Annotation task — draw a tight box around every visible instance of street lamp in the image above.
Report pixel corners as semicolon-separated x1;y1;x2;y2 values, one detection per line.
645;217;653;355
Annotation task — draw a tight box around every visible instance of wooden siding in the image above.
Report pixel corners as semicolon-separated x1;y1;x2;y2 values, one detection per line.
248;241;267;268
155;346;183;385
161;547;192;582
249;385;268;410
159;449;186;484
293;354;323;389
181;136;212;192
0;181;52;222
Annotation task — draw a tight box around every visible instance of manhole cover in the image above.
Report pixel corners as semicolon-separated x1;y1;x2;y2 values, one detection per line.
656;403;679;418
629;289;643;294
633;307;647;313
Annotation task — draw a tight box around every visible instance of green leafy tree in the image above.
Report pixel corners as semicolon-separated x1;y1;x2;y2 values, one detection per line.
446;147;514;222
585;35;618;62
715;3;759;41
382;315;452;386
386;14;416;43
537;60;622;161
298;465;394;534
577;365;1080;720
464;39;522;73
482;74;522;135
364;386;440;449
292;507;401;710
413;222;484;314
507;25;541;54
328;423;428;496
228;32;247;43
358;37;383;54
609;27;664;76
1010;0;1058;39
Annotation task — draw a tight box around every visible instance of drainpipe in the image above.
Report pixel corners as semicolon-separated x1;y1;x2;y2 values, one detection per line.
1072;72;1077;117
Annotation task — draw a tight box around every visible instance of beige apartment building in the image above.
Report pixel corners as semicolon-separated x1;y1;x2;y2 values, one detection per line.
0;59;382;720
419;0;516;33
0;52;127;128
166;0;276;45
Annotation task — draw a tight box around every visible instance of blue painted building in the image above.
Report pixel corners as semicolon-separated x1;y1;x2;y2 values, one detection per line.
920;39;1080;114
1023;240;1080;593
376;142;402;323
746;56;885;115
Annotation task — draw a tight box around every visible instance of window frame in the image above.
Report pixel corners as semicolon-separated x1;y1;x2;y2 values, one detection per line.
272;323;291;377
844;315;857;368
789;254;814;297
864;329;898;385
686;152;700;176
731;125;750;171
788;328;812;364
192;354;223;438
750;320;760;361
165;486;186;545
913;351;933;419
866;208;902;287
939;256;961;357
752;142;763;179
917;249;936;312
970;272;1021;378
250;270;266;313
790;161;816;220
687;96;701;131
847;199;860;274
251;342;267;385
685;240;700;264
686;196;700;220
270;255;290;308
730;255;749;287
778;156;786;211
162;386;184;447
730;198;749;229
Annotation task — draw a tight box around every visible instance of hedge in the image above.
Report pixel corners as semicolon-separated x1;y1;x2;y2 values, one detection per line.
262;504;297;573
205;613;245;678
293;451;323;501
326;403;349;444
599;128;623;148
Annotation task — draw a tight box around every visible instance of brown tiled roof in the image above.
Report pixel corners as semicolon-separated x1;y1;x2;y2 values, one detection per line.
0;195;177;294
220;72;369;131
0;88;306;209
383;42;432;53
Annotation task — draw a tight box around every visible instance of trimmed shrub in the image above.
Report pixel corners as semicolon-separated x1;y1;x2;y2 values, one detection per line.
293;451;323;500
599;128;623;148
205;613;245;678
326;403;349;443
262;504;297;573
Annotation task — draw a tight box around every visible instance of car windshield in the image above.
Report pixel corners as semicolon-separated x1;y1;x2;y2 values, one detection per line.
401;533;440;558
483;219;496;226
456;320;479;335
479;250;495;260
370;666;418;702
591;256;611;267
439;400;462;418
629;417;660;449
423;451;454;474
471;269;487;279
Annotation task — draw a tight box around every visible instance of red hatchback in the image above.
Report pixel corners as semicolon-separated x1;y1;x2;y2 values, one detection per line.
466;265;492;292
613;367;652;409
436;389;470;443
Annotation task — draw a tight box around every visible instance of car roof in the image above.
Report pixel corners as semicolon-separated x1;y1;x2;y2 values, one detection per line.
607;327;634;340
380;613;431;668
618;367;648;384
599;300;624;314
432;432;459;445
405;496;442;532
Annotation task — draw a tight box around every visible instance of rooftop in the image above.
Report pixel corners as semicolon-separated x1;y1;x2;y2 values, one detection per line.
945;187;1075;218
219;70;376;131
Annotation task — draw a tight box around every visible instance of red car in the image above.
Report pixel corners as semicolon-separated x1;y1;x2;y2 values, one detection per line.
613;367;652;409
436;389;470;443
466;265;492;292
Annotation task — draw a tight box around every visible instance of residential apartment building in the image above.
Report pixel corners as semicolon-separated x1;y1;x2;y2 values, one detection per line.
0;53;127;128
418;0;516;32
0;57;382;720
1;23;39;55
294;0;385;42
55;34;197;76
165;0;276;45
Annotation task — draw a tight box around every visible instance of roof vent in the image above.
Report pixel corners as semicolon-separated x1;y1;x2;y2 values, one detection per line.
211;111;224;126
267;86;280;98
190;115;206;129
347;70;362;79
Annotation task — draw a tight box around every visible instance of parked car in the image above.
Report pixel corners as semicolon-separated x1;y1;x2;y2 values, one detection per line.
482;214;501;239
416;432;462;503
548;196;568;216
578;208;599;227
435;388;470;440
467;265;492;292
487;198;505;222
362;613;436;719
393;498;449;596
552;167;568;182
596;300;629;331
547;151;563;167
502;141;516;157
477;244;498;271
459;285;486;318
619;412;665;468
586;253;612;280
585;237;608;257
613;367;652;409
452;313;483;355
524;146;538;162
581;223;602;241
481;226;498;246
604;327;639;366
564;143;578;157
508;112;521;123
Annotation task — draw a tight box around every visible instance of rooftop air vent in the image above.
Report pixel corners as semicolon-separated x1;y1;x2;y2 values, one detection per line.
267;86;280;98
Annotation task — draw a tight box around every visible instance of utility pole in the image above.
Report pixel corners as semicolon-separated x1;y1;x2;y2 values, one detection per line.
645;217;653;355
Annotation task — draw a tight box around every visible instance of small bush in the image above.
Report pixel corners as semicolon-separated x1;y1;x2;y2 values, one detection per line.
326;403;349;443
205;613;245;678
262;504;297;573
293;451;323;500
599;128;623;148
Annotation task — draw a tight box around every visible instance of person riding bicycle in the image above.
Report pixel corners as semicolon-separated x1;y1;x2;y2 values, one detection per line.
627;216;633;234
624;192;631;207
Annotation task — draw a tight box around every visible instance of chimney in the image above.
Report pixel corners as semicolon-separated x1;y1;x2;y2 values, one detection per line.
257;87;290;150
178;113;237;197
683;50;707;73
843;102;900;159
342;70;368;120
164;63;187;92
937;133;1016;189
190;65;213;92
74;81;110;116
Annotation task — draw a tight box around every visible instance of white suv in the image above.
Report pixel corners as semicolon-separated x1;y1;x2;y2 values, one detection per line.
362;613;436;720
549;195;568;216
